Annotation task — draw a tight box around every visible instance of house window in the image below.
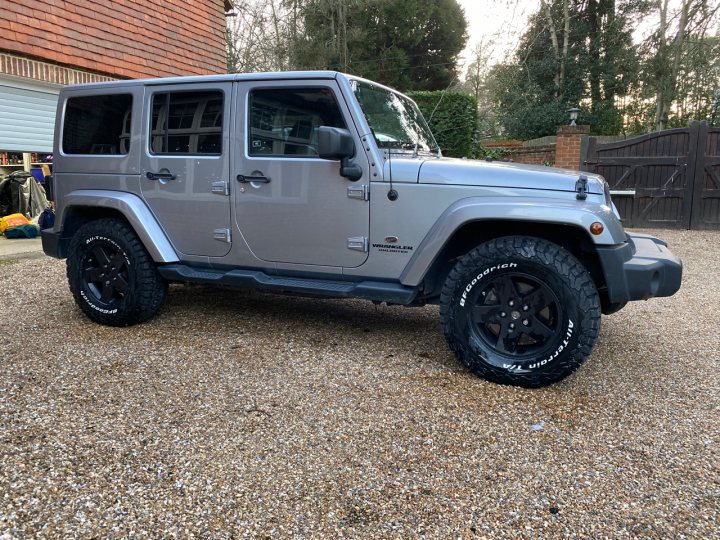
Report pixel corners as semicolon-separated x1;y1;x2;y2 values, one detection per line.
62;94;133;155
248;88;347;157
150;91;223;155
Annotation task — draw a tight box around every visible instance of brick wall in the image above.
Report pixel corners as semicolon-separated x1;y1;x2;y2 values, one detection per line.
509;145;556;166
555;125;589;170
483;141;556;166
0;0;227;79
0;51;115;84
481;126;588;170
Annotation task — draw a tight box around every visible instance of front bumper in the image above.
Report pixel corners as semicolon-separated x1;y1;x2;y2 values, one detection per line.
597;233;682;303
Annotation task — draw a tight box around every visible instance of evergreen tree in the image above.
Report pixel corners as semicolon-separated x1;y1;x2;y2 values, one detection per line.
290;0;468;91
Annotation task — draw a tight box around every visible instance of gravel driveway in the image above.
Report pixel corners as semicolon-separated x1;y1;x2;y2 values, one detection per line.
1;229;718;538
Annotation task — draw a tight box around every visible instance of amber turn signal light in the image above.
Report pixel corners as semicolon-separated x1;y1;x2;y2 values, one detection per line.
589;222;604;235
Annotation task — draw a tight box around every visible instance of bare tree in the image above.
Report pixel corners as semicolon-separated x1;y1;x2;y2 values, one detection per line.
651;0;720;130
226;0;294;73
540;0;571;99
463;41;500;136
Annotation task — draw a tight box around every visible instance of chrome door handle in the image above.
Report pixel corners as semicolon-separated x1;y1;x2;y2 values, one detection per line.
237;174;271;183
146;171;177;181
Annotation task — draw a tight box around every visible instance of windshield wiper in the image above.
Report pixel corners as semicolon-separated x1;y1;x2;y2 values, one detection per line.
382;140;438;156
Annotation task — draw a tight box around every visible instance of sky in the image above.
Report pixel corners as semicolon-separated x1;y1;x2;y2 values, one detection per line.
456;0;538;70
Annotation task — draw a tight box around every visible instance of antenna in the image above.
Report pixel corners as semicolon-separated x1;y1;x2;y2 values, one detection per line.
426;77;456;156
427;75;457;126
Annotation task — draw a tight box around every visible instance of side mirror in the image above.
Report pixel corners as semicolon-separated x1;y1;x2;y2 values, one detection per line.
316;126;362;181
317;126;355;159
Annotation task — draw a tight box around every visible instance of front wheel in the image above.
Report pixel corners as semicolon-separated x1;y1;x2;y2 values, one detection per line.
67;218;167;326
440;236;601;388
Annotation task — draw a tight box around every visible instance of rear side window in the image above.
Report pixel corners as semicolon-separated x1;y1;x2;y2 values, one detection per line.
150;91;223;155
62;94;133;155
249;88;347;157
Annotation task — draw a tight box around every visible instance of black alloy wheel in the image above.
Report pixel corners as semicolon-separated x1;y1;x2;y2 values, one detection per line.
80;240;131;310
470;272;563;358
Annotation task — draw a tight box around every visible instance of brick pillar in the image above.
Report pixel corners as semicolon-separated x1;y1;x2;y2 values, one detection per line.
555;125;589;170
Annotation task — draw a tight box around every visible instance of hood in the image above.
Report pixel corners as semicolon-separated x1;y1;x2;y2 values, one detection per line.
384;156;605;195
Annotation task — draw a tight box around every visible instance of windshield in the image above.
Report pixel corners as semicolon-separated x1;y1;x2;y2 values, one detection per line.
350;79;439;154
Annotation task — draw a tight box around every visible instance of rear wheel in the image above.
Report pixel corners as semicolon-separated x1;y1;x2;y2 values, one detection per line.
67;218;167;326
440;236;601;387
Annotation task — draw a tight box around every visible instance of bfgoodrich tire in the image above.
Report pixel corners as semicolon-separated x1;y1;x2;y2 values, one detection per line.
440;236;601;388
67;218;167;327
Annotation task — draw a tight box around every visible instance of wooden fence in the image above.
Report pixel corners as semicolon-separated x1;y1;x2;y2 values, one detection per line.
583;121;720;230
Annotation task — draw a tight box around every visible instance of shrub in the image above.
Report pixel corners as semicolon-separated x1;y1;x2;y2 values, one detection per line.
408;91;477;158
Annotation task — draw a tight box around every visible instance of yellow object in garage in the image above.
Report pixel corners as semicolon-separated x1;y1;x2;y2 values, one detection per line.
0;213;31;234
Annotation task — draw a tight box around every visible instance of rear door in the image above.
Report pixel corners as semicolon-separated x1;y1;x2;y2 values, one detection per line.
140;83;232;257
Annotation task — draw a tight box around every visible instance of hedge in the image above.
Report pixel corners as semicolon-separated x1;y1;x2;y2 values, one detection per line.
407;91;477;158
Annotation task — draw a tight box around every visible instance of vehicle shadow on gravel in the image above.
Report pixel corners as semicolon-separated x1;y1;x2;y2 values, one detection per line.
160;284;463;369
163;284;438;331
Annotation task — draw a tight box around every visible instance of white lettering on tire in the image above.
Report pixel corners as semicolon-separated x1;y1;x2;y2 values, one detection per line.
459;262;518;307
502;319;574;370
85;236;131;267
80;290;118;314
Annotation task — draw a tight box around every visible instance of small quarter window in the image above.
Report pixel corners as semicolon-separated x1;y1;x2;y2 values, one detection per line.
62;94;133;155
249;88;347;157
150;91;223;155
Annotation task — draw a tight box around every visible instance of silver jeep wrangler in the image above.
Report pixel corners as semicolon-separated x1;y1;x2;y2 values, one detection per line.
43;71;682;387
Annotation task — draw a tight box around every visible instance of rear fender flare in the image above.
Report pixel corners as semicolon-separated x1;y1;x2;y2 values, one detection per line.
60;190;178;263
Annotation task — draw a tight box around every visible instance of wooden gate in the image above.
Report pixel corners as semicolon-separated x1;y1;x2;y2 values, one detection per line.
583;121;720;229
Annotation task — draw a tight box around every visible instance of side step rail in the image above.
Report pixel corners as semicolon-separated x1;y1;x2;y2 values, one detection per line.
158;264;419;305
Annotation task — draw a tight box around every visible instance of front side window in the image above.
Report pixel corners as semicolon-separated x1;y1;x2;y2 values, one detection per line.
62;94;133;155
150;91;223;155
248;88;347;157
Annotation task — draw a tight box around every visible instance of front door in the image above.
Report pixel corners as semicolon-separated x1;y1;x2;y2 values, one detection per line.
234;81;370;268
140;83;233;257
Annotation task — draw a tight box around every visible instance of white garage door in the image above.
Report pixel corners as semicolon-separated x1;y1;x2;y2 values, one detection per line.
0;77;59;153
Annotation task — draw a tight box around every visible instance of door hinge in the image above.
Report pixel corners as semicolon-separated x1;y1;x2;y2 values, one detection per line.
347;236;368;252
347;184;369;201
213;228;231;243
211;180;230;196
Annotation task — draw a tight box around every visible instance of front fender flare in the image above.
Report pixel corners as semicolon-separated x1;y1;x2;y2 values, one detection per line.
60;190;179;263
399;196;625;287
